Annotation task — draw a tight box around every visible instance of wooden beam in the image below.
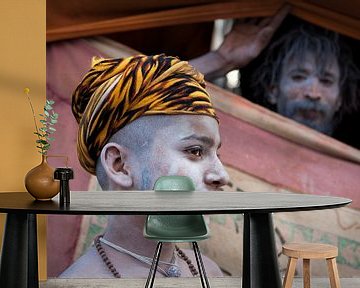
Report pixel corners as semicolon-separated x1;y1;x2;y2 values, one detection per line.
47;1;282;42
47;0;360;42
289;0;360;40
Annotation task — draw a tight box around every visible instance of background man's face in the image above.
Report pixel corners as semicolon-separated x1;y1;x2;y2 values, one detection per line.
132;115;229;191
275;51;341;134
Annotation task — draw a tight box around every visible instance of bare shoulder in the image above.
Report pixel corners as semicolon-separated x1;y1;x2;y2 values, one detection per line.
182;248;223;277
59;247;113;278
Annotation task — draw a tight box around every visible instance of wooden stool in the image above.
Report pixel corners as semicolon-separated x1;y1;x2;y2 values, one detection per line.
282;243;341;288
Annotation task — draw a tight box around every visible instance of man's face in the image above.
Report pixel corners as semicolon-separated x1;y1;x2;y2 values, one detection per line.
132;115;229;191
273;52;341;134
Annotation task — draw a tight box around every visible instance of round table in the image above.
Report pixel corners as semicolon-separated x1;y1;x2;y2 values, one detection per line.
0;191;351;288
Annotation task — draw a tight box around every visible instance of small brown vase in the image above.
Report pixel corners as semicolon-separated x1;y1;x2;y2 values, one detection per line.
25;155;60;201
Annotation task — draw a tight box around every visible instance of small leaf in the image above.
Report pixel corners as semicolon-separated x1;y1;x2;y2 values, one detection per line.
48;127;56;131
47;137;55;142
44;110;49;117
50;119;57;124
45;104;52;111
47;100;55;105
36;139;48;145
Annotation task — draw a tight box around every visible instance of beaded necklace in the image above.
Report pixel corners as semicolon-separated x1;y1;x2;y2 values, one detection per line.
94;235;198;278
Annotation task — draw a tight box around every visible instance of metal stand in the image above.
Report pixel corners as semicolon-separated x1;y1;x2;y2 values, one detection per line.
0;213;38;288
193;241;211;288
145;241;163;288
145;241;210;288
242;213;281;288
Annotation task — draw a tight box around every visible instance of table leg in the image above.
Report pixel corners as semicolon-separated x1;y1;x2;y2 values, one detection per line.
0;213;39;288
242;213;281;288
28;214;39;288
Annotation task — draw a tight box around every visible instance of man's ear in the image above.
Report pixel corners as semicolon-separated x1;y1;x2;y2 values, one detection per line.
266;85;278;105
100;142;133;189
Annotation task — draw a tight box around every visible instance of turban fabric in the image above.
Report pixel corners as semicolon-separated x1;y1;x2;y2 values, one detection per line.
72;54;217;174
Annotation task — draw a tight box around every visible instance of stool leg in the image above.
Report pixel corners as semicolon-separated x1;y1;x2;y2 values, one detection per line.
327;257;341;288
193;242;211;288
145;242;162;288
283;257;297;288
303;259;311;288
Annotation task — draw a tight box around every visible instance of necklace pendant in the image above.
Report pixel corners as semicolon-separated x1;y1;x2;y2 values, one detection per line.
166;265;181;277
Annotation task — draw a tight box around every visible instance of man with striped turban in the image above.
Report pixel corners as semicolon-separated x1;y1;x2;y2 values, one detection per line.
61;54;229;278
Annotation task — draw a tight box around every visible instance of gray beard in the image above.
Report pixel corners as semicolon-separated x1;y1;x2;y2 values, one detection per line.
294;116;334;135
279;100;335;135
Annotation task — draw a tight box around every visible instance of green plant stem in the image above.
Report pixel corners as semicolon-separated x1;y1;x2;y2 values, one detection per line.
25;92;44;154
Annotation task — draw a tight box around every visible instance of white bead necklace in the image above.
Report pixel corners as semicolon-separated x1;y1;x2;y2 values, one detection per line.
99;237;182;277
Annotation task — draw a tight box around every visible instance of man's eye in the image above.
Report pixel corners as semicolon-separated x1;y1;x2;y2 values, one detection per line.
185;146;203;158
320;78;334;86
291;74;306;81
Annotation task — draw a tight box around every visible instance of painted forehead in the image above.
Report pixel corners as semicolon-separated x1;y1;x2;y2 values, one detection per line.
159;115;221;145
283;51;340;77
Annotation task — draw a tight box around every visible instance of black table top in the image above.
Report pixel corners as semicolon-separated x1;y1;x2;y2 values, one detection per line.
0;191;351;215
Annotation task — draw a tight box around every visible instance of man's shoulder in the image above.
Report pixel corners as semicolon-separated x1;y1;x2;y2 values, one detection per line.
182;248;223;277
59;247;112;278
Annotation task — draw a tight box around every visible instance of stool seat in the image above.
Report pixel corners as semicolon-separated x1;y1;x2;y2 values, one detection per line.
282;242;341;288
283;243;338;259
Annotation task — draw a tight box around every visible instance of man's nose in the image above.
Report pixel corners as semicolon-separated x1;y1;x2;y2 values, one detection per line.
204;159;230;189
305;78;322;101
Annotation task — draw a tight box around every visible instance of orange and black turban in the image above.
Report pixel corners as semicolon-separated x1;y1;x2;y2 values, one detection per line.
72;54;217;175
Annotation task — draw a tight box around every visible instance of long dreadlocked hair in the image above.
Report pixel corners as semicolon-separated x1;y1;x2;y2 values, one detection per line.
252;26;360;119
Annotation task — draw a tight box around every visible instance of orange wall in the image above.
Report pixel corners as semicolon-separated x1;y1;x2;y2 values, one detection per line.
0;0;47;280
0;0;46;189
